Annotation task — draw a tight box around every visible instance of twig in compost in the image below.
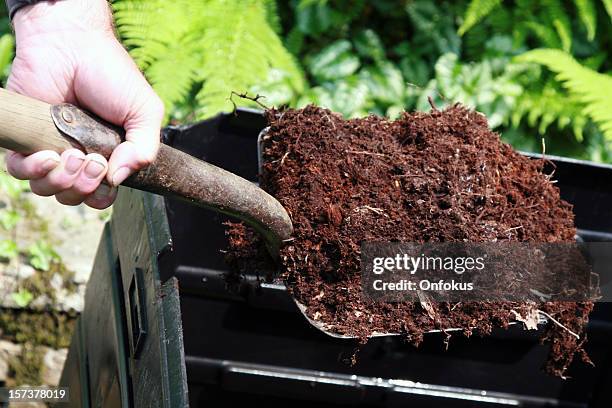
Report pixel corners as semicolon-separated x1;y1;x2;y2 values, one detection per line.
504;225;524;233
345;150;389;158
353;206;388;217
229;91;270;113
428;96;438;111
537;310;580;339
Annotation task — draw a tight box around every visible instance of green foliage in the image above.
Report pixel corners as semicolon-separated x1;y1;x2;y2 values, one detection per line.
417;47;525;129
511;80;589;140
0;209;20;230
575;0;597;40
460;0;609;52
0;239;18;261
113;0;304;120
0;32;14;81
105;0;611;161
604;0;612;17
458;0;501;35
11;289;34;308
27;241;60;272
517;49;612;141
0;171;29;201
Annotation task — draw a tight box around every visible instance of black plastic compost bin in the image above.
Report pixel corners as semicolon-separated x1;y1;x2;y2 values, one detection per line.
59;109;612;407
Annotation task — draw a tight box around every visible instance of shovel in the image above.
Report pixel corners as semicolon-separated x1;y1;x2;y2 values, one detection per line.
0;88;535;340
0;88;292;258
0;88;353;338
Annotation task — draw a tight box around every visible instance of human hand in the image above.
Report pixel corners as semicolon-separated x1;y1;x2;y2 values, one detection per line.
5;0;164;209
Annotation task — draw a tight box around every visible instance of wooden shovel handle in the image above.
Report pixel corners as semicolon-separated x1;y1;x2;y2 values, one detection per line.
0;87;74;154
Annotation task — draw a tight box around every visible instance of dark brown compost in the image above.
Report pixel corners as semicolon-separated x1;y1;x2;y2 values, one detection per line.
226;104;594;377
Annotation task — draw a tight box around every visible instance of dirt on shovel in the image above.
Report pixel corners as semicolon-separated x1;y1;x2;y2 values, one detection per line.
225;103;594;378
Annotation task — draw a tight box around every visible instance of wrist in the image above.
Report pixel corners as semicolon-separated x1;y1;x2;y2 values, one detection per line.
13;0;113;42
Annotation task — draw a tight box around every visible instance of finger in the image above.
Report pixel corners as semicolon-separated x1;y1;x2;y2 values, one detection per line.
55;191;84;206
84;184;117;209
54;153;108;205
69;153;108;196
29;149;85;196
6;150;61;180
107;96;164;186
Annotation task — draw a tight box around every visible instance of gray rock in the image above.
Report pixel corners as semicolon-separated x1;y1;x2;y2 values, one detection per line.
0;340;22;381
41;347;68;386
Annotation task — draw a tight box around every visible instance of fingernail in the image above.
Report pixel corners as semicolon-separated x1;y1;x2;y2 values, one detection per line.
41;158;60;172
65;155;84;174
84;160;106;179
111;167;131;186
94;184;115;200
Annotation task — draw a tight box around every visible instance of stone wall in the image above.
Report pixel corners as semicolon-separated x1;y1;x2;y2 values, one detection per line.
0;150;107;405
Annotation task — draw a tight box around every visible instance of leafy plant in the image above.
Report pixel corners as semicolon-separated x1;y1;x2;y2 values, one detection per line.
517;49;612;141
0;171;29;201
0;239;18;261
0;209;20;230
417;44;526;128
0;32;14;81
458;0;501;35
459;0;610;51
27;241;59;272
112;0;304;120
11;289;33;308
511;80;589;140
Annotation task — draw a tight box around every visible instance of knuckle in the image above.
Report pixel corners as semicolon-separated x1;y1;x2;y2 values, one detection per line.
6;159;25;180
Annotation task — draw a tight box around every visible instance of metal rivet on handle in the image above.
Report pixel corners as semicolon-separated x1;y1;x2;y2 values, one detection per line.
61;109;74;124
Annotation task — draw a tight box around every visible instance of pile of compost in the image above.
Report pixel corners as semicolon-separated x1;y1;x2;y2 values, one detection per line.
225;103;594;377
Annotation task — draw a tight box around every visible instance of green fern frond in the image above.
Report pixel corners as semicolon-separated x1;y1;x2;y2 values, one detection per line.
511;80;589;140
262;0;282;34
458;0;501;36
113;0;304;121
523;21;562;49
113;1;207;69
517;49;612;141
603;0;612;20
574;0;597;40
195;0;305;118
543;0;572;51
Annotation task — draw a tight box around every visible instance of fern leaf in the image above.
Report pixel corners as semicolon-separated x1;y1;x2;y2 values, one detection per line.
543;0;572;51
523;21;562;49
114;0;303;122
195;0;304;118
146;44;201;112
511;80;589;140
574;0;597;40
113;0;207;69
603;0;612;20
458;0;501;36
517;49;612;141
262;0;282;34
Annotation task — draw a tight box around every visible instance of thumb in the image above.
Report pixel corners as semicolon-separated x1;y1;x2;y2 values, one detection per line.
107;95;164;186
